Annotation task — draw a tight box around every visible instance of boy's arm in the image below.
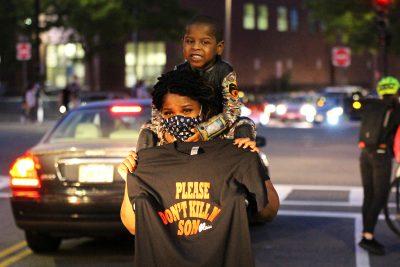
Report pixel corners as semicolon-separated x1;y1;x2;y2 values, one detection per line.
196;71;243;140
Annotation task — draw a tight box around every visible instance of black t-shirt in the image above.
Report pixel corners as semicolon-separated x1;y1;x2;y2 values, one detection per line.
127;139;268;267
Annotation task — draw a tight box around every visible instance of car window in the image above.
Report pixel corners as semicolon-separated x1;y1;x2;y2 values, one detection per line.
48;106;151;143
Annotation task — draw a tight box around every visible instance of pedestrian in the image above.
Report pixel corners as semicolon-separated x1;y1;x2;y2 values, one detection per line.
60;75;81;113
24;82;39;122
358;76;400;255
132;80;150;99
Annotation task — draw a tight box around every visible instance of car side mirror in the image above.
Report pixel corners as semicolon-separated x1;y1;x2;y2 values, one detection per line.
256;136;267;148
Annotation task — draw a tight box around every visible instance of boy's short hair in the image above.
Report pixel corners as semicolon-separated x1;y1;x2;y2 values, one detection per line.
152;70;221;120
185;15;223;42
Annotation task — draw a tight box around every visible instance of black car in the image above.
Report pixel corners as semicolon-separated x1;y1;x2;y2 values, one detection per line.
9;99;151;253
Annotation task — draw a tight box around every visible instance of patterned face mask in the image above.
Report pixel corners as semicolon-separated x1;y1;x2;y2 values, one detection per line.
162;115;203;141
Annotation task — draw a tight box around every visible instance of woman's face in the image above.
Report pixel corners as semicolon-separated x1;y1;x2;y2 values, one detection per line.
161;93;201;119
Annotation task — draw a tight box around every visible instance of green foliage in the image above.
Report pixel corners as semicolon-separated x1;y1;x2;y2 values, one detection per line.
43;0;191;56
306;0;400;54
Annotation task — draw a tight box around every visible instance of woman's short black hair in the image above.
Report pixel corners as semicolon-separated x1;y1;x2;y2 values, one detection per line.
152;70;221;120
185;15;223;42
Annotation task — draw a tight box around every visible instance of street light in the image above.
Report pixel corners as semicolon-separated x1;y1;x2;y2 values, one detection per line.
373;0;393;76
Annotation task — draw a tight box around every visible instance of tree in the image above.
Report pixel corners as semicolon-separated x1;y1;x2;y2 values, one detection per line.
306;0;400;54
43;0;192;90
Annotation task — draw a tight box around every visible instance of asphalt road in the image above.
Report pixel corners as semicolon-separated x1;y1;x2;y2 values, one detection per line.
0;121;399;267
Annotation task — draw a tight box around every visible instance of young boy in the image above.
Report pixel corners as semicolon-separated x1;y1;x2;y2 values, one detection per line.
145;15;256;146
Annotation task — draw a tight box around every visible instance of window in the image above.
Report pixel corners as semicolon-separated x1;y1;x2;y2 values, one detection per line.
277;6;288;32
290;8;299;32
125;42;166;87
243;3;255;30
257;5;269;30
46;43;85;88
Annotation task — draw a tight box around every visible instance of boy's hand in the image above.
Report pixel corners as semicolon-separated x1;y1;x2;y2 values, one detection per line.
117;150;138;181
164;131;176;143
233;138;259;153
185;128;202;142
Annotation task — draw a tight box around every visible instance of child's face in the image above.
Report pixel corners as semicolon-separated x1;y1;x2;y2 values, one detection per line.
182;23;224;69
161;93;201;119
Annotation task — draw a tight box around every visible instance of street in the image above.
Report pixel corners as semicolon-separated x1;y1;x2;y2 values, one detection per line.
0;122;399;267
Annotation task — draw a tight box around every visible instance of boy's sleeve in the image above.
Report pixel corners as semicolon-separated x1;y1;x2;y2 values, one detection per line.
135;105;165;151
196;71;244;140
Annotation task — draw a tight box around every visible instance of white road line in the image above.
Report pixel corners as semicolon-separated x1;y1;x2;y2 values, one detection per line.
279;210;371;267
0;193;11;198
278;209;359;218
276;184;362;191
349;188;364;206
282;200;361;207
274;185;293;201
355;216;370;267
0;175;8;190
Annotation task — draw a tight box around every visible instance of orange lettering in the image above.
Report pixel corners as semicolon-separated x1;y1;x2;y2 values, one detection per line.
207;206;221;222
165;209;174;223
158;212;168;225
184;220;191;236
177;220;184;235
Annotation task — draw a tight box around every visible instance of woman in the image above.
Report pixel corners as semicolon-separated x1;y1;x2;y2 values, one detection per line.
120;70;279;234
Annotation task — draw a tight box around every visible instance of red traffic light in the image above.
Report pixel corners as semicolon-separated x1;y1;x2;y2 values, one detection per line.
374;0;392;7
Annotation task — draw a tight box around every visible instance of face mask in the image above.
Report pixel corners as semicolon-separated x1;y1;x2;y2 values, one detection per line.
162;115;203;141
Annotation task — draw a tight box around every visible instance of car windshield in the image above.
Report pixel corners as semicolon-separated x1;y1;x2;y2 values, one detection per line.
47;105;151;143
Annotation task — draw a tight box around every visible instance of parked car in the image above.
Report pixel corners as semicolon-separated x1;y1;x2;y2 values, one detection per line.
9;99;151;253
273;96;317;123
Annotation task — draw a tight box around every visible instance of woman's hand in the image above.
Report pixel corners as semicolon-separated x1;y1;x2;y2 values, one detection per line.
164;131;176;143
117;150;137;181
185;128;202;142
233;138;259;153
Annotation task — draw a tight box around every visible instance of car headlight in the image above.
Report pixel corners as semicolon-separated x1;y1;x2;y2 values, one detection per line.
59;105;67;114
326;107;344;125
276;104;287;115
264;104;276;114
300;104;316;122
240;106;252;117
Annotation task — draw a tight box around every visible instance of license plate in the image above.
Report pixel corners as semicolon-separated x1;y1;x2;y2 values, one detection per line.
79;164;114;183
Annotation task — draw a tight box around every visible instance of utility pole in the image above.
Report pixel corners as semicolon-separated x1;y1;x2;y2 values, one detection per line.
224;0;232;63
33;0;41;83
373;0;392;77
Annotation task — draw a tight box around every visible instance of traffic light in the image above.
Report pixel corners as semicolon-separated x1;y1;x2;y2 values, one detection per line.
374;0;393;10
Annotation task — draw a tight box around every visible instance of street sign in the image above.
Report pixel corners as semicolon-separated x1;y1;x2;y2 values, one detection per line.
16;42;32;61
332;47;351;68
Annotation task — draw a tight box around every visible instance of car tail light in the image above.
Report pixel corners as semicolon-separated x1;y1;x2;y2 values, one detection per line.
110;105;142;114
9;154;41;193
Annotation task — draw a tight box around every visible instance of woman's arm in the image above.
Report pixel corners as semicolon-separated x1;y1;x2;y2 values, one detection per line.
120;183;136;235
255;180;280;222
